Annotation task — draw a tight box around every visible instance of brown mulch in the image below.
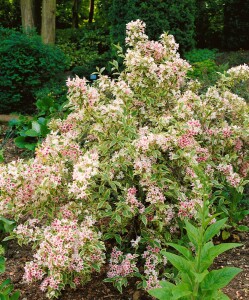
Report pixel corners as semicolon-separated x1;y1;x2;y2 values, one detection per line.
2;240;151;300
0;124;249;299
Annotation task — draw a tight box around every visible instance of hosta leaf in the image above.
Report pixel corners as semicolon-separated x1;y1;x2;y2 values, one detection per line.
25;129;39;137
25;143;37;151
32;121;41;133
14;136;26;148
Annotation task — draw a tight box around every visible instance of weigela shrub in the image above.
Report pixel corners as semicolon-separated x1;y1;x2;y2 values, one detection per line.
14;217;105;298
0;20;249;297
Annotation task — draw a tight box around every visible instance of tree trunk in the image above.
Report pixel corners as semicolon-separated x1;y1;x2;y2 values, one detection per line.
195;0;210;48
20;0;35;31
34;0;42;34
41;0;56;44
72;0;79;28
88;0;94;23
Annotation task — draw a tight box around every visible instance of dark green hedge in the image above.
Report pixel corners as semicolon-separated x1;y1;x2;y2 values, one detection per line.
109;0;196;53
0;28;69;113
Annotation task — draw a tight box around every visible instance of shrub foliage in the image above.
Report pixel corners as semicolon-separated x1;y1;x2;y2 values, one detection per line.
109;0;196;53
0;28;69;113
0;21;249;298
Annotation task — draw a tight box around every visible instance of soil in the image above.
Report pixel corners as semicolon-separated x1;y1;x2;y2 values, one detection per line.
0;124;249;300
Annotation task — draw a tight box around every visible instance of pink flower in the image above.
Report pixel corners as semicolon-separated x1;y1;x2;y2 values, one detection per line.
178;134;195;148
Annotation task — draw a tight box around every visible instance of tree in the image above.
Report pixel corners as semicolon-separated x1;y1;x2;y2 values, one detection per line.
109;0;196;53
88;0;94;23
0;0;21;28
72;0;81;28
41;0;56;44
20;0;35;31
223;0;249;50
34;0;42;33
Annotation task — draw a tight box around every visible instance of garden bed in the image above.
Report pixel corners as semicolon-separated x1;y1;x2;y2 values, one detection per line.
0;126;248;300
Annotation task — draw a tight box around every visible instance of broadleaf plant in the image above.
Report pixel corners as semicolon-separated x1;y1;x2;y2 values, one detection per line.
149;187;242;300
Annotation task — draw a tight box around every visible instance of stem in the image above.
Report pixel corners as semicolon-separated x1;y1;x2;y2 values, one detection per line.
192;197;208;299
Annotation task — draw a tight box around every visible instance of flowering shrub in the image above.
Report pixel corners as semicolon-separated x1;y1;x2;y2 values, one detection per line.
0;20;249;297
14;217;105;298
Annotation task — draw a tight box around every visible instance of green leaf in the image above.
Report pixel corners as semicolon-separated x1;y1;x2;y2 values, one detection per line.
0;278;10;289
185;220;199;248
148;286;173;299
14;136;26;148
237;225;249;232
0;150;4;163
201;267;242;291
167;243;193;260
190;270;208;283
14;136;37;151
1;284;14;295
200;243;242;271
31;121;42;134
116;280;123;293
109;181;117;192
0;257;5;273
203;218;228;243
114;234;122;245
160;281;175;289
25;129;39;137
0;217;16;233
172;283;192;299
103;233;114;240
161;251;191;273
103;278;114;283
24;143;37;151
207;243;242;261
141;215;147;226
217;290;230;300
222;230;230;240
91;263;100;272
115;214;121;223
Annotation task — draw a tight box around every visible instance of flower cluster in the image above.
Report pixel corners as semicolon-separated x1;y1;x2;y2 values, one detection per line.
15;217;105;298
68;149;99;199
217;163;241;187
142;246;163;290
107;247;138;278
125;187;145;214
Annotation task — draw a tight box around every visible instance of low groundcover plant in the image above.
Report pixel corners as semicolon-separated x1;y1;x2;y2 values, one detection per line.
0;20;248;298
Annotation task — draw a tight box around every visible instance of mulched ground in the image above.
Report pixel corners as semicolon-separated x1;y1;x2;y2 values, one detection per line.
0;124;248;299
